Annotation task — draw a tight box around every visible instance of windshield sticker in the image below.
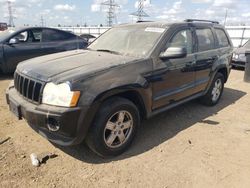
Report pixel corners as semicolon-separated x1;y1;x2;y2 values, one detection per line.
145;27;165;33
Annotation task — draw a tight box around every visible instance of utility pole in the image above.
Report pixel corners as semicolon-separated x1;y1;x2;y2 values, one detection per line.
130;0;150;22
40;15;45;27
7;0;15;27
101;0;120;27
224;9;228;26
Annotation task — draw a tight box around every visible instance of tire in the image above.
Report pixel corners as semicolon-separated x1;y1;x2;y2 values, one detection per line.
199;72;225;106
86;97;140;157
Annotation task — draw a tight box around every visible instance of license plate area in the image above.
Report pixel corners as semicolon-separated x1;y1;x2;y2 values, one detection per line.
9;99;22;120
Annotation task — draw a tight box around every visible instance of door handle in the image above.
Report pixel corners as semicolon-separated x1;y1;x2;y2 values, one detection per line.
182;61;196;72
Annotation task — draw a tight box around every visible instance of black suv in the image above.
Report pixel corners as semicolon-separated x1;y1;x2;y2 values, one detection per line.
6;19;233;157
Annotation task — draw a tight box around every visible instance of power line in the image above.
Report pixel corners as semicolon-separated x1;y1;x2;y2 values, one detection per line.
101;0;120;27
130;0;150;22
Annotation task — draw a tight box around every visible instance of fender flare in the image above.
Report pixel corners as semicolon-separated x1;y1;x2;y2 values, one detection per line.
76;84;151;141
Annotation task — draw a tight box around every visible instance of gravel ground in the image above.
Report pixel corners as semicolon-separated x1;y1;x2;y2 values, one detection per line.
0;69;250;188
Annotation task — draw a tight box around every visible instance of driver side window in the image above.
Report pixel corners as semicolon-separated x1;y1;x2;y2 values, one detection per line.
167;29;193;54
15;31;28;42
10;29;42;43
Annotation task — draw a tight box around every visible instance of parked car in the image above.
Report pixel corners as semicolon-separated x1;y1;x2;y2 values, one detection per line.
6;19;233;157
80;34;96;44
0;23;8;31
232;40;250;68
0;27;88;73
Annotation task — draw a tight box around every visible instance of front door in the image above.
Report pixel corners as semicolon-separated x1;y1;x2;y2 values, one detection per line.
3;29;42;72
152;28;196;110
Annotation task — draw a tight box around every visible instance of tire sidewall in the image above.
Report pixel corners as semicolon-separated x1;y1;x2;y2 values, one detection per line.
209;73;224;105
91;99;140;156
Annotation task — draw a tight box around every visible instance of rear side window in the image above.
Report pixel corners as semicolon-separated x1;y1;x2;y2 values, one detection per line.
42;29;75;42
30;29;42;42
215;28;230;48
196;28;215;52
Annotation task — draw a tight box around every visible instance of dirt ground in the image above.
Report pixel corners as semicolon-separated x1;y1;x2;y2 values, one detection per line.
0;69;250;188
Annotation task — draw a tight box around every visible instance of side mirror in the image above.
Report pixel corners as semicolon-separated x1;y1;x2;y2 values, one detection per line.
9;38;19;45
160;47;187;60
238;45;242;48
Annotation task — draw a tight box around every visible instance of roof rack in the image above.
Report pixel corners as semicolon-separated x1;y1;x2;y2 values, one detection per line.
184;19;219;24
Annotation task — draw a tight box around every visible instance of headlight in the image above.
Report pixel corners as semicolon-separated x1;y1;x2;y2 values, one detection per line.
232;53;236;58
42;82;80;107
235;54;239;59
239;54;245;60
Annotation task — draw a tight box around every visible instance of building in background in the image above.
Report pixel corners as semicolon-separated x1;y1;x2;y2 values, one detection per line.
0;23;8;31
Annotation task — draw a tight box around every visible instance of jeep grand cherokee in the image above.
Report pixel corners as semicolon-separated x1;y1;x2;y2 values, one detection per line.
6;19;233;157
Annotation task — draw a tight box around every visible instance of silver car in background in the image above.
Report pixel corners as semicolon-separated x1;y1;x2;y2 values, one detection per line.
232;40;250;68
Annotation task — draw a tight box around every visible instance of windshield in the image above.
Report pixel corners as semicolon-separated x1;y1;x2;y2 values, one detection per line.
244;40;250;48
89;26;166;57
0;29;15;42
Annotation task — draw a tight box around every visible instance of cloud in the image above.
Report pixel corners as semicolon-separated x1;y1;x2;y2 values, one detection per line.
54;4;76;11
242;12;250;17
192;0;212;3
156;1;184;19
205;9;215;15
213;0;237;9
91;4;101;12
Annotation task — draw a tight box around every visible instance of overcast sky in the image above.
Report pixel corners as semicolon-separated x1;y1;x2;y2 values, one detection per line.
0;0;250;26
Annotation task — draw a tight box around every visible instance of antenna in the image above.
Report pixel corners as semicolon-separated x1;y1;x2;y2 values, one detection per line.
130;0;150;22
7;0;15;27
101;0;120;27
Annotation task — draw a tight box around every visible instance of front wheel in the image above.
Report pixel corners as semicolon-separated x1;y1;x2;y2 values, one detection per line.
86;97;140;157
199;72;225;106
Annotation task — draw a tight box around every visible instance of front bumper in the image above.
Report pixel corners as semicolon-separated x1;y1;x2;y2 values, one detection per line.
6;83;90;146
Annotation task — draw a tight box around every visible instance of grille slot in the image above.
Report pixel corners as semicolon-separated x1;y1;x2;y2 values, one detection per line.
14;72;44;103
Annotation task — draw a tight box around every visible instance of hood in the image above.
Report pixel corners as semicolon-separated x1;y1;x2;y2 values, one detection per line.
17;50;138;83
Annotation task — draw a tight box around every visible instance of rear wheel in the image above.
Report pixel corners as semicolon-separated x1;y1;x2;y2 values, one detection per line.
86;97;140;157
199;72;224;106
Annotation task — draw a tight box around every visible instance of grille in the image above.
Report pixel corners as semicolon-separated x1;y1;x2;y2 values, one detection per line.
14;72;44;103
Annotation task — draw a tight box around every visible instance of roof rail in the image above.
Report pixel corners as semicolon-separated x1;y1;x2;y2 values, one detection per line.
136;20;153;23
184;19;219;24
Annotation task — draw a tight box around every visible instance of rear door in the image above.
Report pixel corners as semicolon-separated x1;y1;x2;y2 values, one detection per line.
193;27;219;92
152;27;196;109
41;29;79;55
3;28;42;72
214;27;233;63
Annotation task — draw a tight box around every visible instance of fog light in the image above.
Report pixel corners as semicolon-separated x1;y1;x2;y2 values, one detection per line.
47;117;60;132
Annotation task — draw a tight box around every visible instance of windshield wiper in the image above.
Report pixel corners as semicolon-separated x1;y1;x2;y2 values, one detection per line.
96;49;122;55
